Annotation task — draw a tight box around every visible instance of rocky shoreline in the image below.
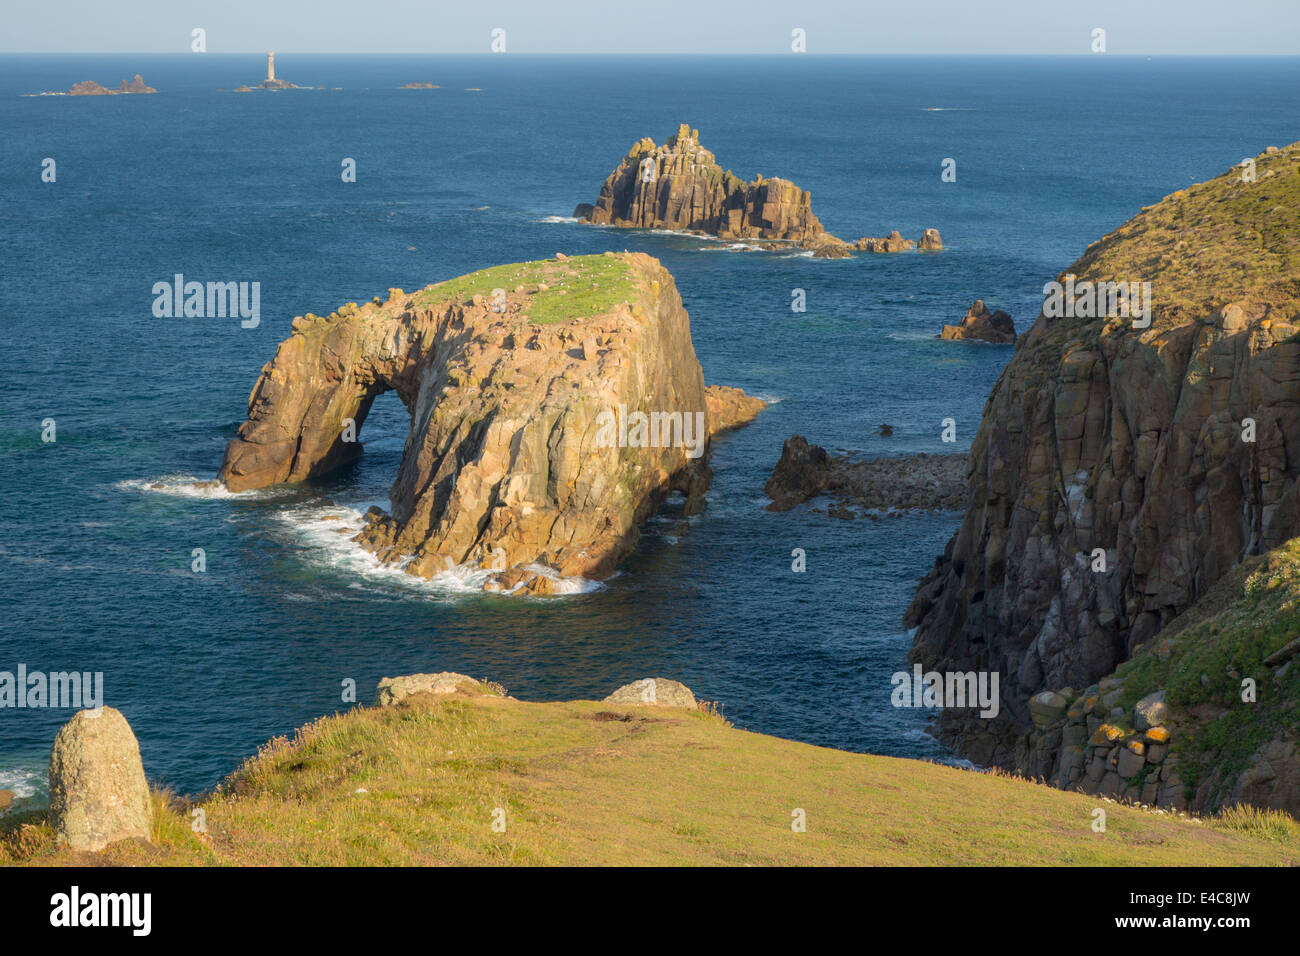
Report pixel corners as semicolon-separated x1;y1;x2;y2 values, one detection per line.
764;435;967;515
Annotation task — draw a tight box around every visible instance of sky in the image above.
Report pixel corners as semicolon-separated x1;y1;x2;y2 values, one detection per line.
4;0;1299;55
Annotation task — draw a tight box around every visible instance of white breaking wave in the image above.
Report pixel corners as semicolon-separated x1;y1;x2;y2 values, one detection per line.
0;766;44;801
115;473;289;500
534;215;579;223
273;502;602;598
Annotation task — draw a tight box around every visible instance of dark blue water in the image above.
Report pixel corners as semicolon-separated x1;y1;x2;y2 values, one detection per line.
2;54;1298;799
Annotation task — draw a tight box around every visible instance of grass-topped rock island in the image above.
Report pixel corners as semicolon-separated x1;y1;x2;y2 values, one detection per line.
216;252;764;595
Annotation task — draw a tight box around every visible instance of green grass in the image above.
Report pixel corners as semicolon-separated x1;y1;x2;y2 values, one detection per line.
4;693;1296;866
1114;537;1300;804
414;254;640;325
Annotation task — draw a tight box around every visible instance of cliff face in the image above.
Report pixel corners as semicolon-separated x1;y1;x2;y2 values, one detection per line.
906;143;1300;772
575;124;828;245
218;252;761;593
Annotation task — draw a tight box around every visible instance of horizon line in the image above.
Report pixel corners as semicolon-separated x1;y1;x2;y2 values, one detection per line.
4;51;1300;57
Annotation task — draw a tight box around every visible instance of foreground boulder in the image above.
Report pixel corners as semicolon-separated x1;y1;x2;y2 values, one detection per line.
939;300;1016;343
604;678;696;709
574;125;938;256
218;253;762;593
48;708;152;852
374;672;500;706
906;142;1300;805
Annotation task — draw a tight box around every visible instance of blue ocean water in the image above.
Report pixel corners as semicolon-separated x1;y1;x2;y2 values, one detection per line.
2;54;1298;799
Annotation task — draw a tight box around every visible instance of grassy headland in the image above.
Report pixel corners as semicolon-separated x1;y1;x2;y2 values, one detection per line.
3;690;1297;866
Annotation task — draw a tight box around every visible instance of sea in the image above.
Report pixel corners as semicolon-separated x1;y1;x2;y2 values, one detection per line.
2;53;1298;801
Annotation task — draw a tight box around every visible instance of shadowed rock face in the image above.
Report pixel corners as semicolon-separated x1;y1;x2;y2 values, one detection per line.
217;252;762;593
575;124;828;245
905;143;1300;766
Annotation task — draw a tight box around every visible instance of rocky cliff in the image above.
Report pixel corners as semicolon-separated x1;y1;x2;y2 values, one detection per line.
217;252;762;594
905;143;1300;809
574;125;938;257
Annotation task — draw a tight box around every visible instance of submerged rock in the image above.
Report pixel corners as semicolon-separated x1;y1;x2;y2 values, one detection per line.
48;708;152;852
217;253;762;593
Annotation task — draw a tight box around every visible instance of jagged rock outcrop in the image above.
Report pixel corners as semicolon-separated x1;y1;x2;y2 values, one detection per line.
574;125;939;256
575;124;827;245
117;74;156;93
217;253;763;593
940;300;1016;343
765;436;966;513
906;143;1300;781
48;708;152;852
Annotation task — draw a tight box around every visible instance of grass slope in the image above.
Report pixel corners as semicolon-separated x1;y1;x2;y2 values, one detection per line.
1115;537;1300;802
4;693;1297;866
415;254;640;324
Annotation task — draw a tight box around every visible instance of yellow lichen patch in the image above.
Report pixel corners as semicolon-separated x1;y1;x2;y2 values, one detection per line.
1091;723;1126;746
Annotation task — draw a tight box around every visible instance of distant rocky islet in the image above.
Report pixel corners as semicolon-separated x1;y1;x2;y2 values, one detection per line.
573;124;941;258
32;74;156;96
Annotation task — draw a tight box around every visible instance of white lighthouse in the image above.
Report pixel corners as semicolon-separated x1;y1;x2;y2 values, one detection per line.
267;51;276;82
